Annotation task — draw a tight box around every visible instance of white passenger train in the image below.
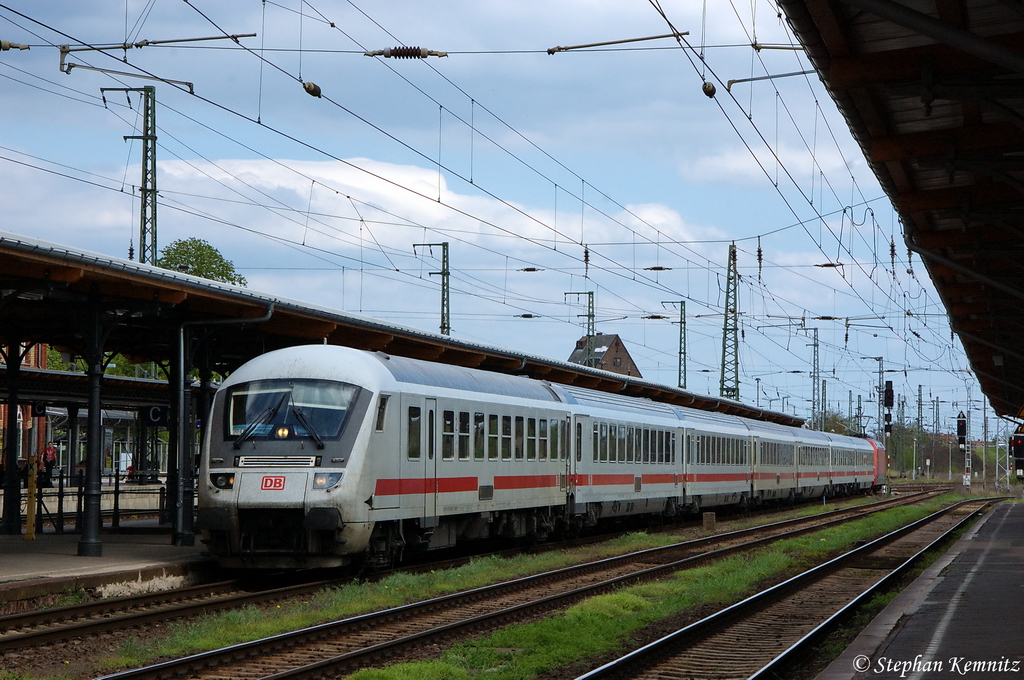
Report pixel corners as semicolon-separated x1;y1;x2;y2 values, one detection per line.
196;345;886;569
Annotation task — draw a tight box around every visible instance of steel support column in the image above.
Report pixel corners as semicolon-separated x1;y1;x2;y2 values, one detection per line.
172;324;194;546
77;328;104;556
1;341;22;534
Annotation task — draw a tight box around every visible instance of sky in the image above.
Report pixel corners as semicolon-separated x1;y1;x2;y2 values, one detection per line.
0;1;1001;442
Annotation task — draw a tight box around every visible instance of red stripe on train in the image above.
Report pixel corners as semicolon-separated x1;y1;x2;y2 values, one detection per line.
684;473;749;482
494;474;559;490
374;476;478;496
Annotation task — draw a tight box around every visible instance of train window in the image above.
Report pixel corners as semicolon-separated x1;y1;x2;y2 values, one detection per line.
659;431;666;464
515;416;525;460
428;409;435;460
618;425;627;463
600;423;609;462
609;424;617;462
642;429;650;463
527;418;537;460
225;379;358;444
562;419;569;460
459;412;470;460
576;421;583;462
502;416;512;460
474;413;485;460
375;395;389;432
626;427;634;463
593;423;599;462
539;419;548;460
407;406;421;460
488;414;499;460
442;410;455;460
549;420;558;460
670;432;676;464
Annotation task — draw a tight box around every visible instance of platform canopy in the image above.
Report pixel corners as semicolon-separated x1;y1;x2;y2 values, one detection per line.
779;0;1024;418
0;232;803;427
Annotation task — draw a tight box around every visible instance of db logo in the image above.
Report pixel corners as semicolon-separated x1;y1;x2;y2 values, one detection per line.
261;476;286;491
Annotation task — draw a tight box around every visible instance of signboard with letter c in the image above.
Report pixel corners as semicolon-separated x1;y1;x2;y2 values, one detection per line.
143;405;168;427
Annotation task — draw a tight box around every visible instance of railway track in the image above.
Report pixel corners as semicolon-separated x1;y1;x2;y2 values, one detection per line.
574;497;994;680
0;492;933;656
66;492;948;680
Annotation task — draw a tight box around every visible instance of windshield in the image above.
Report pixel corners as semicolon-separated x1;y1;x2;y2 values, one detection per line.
224;379;359;444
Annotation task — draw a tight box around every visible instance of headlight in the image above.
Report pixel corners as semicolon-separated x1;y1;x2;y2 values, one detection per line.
312;472;343;489
211;473;235;489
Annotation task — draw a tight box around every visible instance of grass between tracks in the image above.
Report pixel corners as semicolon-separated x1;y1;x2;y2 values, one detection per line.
347;495;956;680
1;494;956;680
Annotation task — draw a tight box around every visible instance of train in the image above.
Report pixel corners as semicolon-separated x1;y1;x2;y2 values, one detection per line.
196;345;886;569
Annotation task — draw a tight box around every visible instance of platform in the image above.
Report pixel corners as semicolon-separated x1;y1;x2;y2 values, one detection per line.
819;500;1024;679
0;525;214;608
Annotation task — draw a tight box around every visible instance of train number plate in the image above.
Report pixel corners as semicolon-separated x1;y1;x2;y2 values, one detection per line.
261;475;286;491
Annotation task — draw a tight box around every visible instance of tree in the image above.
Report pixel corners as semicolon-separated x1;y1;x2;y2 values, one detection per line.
156;237;247;286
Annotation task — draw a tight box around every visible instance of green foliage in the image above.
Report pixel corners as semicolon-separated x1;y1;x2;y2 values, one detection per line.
156;237;247;286
822;409;861;436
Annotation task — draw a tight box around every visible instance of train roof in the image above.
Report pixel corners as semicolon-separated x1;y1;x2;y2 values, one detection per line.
552;383;681;419
373;351;561;402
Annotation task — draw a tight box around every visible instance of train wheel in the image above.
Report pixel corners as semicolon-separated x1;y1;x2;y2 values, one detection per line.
689;495;701;516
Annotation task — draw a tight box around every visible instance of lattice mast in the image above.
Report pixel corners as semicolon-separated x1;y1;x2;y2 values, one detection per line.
719;244;739;400
105;86;157;263
566;291;596;367
414;242;450;335
676;300;687;389
806;327;820;429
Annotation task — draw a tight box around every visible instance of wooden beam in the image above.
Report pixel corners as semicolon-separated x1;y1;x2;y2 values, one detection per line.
328;327;395;351
0;259;85;284
437;347;488;368
829;33;1024;89
897;183;1024;212
871;122;1024;163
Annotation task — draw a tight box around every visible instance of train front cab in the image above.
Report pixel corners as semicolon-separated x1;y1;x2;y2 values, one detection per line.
196;368;377;569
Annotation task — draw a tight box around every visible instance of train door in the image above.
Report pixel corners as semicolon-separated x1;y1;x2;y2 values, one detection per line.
424;398;438;519
390;394;433;515
569;414;589;514
682;428;694;508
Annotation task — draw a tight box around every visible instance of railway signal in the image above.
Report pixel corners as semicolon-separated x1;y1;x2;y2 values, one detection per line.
958;412;969;486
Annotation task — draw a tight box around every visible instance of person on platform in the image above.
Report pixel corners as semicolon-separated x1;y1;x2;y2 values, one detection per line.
43;442;56;476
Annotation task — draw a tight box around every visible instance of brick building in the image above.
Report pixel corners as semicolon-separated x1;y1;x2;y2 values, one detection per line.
567;333;643;378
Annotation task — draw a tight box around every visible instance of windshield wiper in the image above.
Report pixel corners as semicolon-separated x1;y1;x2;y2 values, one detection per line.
291;407;325;449
233;392;289;450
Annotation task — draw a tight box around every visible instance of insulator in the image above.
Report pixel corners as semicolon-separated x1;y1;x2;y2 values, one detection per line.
303;81;322;98
757;237;762;278
702;81;716;98
889;237;896;271
385;46;428;59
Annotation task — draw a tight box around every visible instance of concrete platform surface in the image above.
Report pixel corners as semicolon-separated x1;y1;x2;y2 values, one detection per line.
819;501;1024;680
0;526;213;604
